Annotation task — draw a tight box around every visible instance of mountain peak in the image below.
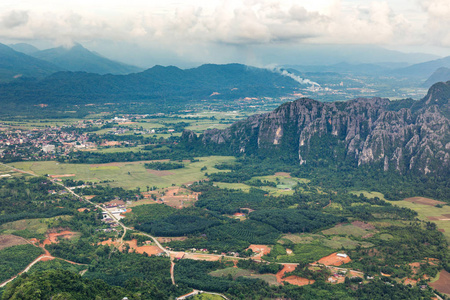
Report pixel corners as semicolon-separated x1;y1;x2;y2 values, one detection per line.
30;43;142;75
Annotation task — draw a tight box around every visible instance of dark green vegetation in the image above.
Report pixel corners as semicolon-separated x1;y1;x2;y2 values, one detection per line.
0;63;300;118
0;244;44;283
0;176;74;225
144;161;184;170
2;269;131;300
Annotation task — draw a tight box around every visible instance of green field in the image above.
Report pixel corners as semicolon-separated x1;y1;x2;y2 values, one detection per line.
9;156;235;190
279;233;373;250
350;190;386;200
322;224;374;237
243;274;280;286
191;294;224;300
0;216;72;239
209;267;252;279
386;200;450;242
214;174;309;196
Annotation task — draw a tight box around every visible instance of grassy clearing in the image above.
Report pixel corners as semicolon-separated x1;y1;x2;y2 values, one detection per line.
209;267;252;279
274;244;334;263
279;233;373;250
322;236;373;249
350;190;386;200
9;156;235;190
214;182;252;191
191;294;224;300
322;224;372;237
94;146;144;154
279;233;323;244
0;216;72;238
243;274;280;286
386;200;450;242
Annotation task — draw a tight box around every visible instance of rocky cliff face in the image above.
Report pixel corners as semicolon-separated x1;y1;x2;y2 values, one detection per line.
183;81;450;175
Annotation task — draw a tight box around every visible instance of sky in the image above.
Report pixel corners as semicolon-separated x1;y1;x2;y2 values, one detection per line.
1;0;449;67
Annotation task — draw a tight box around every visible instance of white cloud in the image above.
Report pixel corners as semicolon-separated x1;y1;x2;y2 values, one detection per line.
0;0;447;55
420;0;450;46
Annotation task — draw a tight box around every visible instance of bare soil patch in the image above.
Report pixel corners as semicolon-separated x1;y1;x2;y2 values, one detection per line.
274;172;291;177
42;231;78;246
125;239;163;256
184;253;221;261
276;264;314;286
429;270;450;295
404;197;445;206
351;221;375;230
49;174;75;178
0;234;27;250
317;253;351;266
146;169;175;176
247;245;271;259
161;187;199;209
157;237;188;243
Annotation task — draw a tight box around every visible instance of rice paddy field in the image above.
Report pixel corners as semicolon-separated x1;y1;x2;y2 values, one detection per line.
8;156;235;190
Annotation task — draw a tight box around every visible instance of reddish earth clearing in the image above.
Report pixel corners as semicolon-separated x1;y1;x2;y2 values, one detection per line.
317;253;351;266
274;172;291;177
0;234;28;250
100;239;163;256
247;245;271;259
157;236;188;243
146;169;175;176
183;253;221;261
42;231;78;246
404;197;445;206
49;174;75;178
351;221;375;230
430;270;450;295
404;278;418;285
160;187;199;209
276;264;314;286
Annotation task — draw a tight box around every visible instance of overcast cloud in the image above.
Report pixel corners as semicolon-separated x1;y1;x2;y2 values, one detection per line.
1;0;448;66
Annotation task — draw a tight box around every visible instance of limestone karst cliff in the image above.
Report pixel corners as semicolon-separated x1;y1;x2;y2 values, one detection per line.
183;81;450;175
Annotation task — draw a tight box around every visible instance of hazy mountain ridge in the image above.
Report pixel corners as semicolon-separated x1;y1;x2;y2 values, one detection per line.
29;43;143;75
184;81;450;176
0;63;302;105
0;43;63;81
424;67;450;88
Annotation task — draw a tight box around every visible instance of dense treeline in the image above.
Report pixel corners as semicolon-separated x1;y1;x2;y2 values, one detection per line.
75;185;138;203
0;177;75;225
0;244;44;283
1;269;131;300
133;207;225;237
84;251;188;298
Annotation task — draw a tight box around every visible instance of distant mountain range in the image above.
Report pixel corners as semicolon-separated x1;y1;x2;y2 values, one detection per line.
0;63;302;106
183;81;450;176
5;42;142;76
0;43;62;82
391;56;450;79
424;67;450;88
